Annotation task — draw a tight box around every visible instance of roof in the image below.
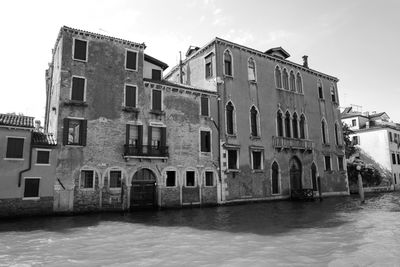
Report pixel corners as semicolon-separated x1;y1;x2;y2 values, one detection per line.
32;132;57;147
264;47;291;59
143;78;218;96
0;114;34;128
144;54;169;70
340;112;366;119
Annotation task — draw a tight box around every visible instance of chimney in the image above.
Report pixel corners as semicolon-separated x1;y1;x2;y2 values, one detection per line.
302;55;308;68
34;120;41;132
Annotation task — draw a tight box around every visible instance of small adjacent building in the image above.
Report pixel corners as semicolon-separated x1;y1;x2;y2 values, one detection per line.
0;114;57;217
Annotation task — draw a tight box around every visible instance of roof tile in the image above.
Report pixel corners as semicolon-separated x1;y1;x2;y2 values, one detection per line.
0;114;34;128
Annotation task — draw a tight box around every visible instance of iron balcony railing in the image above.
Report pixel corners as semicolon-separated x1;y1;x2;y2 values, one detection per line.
272;136;314;151
124;144;169;157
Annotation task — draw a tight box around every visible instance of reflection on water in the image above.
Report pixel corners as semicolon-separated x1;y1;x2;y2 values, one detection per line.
1;192;400;266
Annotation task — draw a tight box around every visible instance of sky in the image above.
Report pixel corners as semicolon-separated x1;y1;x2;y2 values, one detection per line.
0;0;399;123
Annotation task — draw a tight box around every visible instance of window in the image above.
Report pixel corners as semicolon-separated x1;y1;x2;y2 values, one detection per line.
292;113;299;138
321;119;327;144
351;119;356;127
71;76;85;101
285;111;291;138
311;163;317;191
24;178;40;198
152;69;162;81
227;150;238;170
151;127;161;148
200;130;211;153
224;50;232;76
126;50;138;71
275;66;282;88
300;114;306;139
397;154;400;165
338;156;344;171
250;106;259;137
36;150;50;165
248;58;256;81
125;85;137;108
389;132;393;142
152;89;162;111
73;39;87;61
186;171;195;187
352;136;359;145
330;86;336;102
277;110;283;137
282;68;289;90
147;126;166;153
289;71;296;91
166;171;176;187
318;80;324;99
252;151;262;170
205;171;214;186
63;118;87;146
335;123;340;145
109;170;122;188
126;124;142;146
205;53;213;79
271;162;280;194
394;173;397;184
226;102;235;135
6;137;24;159
392;153;397;165
81;170;94;189
200;96;209;116
324;156;331;171
296;73;303;93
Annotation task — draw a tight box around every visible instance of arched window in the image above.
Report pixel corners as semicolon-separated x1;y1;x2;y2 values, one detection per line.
275;66;282;88
311;163;317;191
318;79;324;99
300;114;306;139
282;68;289;90
296;73;303;93
321;119;328;144
334;122;340;145
271;162;280;194
330;85;336;103
289;71;296;91
248;58;256;81
277;110;283;137
292;112;299;138
224;50;232;76
285;111;291;138
226;102;235;135
250;106;259;137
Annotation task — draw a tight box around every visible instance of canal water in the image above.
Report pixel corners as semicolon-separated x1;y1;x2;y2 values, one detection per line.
1;192;400;266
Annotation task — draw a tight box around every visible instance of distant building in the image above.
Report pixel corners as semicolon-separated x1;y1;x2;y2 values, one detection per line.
0;114;57;217
165;38;349;202
341;107;400;188
45;26;219;213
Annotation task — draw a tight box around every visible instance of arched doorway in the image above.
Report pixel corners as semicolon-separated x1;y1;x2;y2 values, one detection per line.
289;157;302;190
311;163;318;191
130;168;157;209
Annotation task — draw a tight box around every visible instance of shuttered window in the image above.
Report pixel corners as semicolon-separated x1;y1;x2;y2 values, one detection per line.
71;77;85;101
24;178;40;198
6;137;24;158
36;150;50;164
200;96;209;116
63;118;87;146
152;69;162;81
73;39;87;61
125;85;137;107
152;90;162;111
126;50;138;71
200;130;211;152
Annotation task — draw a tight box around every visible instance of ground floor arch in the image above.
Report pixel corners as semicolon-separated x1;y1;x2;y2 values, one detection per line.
130;168;157;209
289;156;302;190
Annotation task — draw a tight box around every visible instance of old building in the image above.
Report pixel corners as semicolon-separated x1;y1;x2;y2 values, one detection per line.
0;114;57;217
165;38;349;203
45;26;219;213
342;107;400;189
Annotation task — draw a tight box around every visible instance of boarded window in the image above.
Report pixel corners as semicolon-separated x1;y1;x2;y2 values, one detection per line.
6;137;24;158
250;106;258;137
226;102;234;135
325;156;331;171
152;90;162;111
152;69;162;81
109;170;122;188
71;77;85;101
186;171;195;187
201;96;209;116
64;119;87;146
252;151;262;170
272;162;279;194
205;54;213;79
224;51;232;76
228;150;238;169
81;170;94;188
36;150;50;164
200;130;211;152
338;156;344;171
166;171;176;187
125;85;136;107
126;50;138;70
205;171;214;186
73;39;87;61
24;178;40;198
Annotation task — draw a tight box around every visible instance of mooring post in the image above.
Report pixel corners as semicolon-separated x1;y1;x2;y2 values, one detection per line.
317;176;323;201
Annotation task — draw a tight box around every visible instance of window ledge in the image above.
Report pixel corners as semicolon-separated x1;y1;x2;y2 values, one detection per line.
248;80;257;84
22;197;40;201
224;74;233;79
4;158;24;161
35;163;51;166
64;100;88;107
319;98;325;102
251;170;264;173
276;87;304;95
184;186;197;188
73;58;87;63
122;106;140;113
65;144;84;147
150;110;165;116
204;185;216;188
79;188;95;191
125;67;138;72
226;134;237;138
109;188;122;191
225;169;240;174
165;185;178;188
200;151;212;156
323;144;331;147
250;135;261;140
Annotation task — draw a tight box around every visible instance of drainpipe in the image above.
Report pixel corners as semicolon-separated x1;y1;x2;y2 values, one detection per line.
18;132;33;187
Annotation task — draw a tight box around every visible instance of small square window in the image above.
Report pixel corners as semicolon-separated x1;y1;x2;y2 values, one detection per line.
36;150;50;164
6;137;24;159
351;119;356;127
324;156;331;171
166;171;176;187
152;69;162;81
205;171;214;186
186;171;195;187
73;39;87;61
228;150;238;170
252;151;262;170
200;96;209;116
71;77;85;102
81;170;94;189
24;178;40;198
352;136;359;145
126;50;138;71
109;170;122;188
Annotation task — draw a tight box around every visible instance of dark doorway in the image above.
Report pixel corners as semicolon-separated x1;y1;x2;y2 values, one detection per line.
311;163;318;191
289;157;302;190
130;169;157;210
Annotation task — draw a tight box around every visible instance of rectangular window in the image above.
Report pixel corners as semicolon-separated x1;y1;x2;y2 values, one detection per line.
351;119;356;127
228;150;238;170
126;50;138;71
200;130;211;153
338;156;344;171
63;119;87;146
389;132;393;142
151;127;161;148
125;85;137;108
109;170;122;188
128;125;139;146
394;174;397;184
352;136;359;145
392;153;396;165
6;137;24;159
152;90;162;111
318;85;324;99
200;96;209;116
252;151;262;170
73;39;87;61
81;170;94;189
166;171;176;187
397;154;400;165
205;54;213;79
152;69;162;81
186;171;195;187
24;178;40;198
205;171;214;186
71;76;85;101
36;150;50;164
325;156;331;171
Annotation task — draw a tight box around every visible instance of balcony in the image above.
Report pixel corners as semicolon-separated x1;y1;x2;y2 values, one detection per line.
272;136;314;151
124;144;169;158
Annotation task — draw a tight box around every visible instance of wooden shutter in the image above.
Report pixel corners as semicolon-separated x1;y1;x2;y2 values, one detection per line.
81;120;87;146
148;126;152;153
201;97;209;116
138;125;143;146
160;127;166;147
126;51;137;70
63;118;69;145
152;69;162;81
125;85;136;107
74;39;87;61
71;77;85;101
126;124;130;145
152;90;161;111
